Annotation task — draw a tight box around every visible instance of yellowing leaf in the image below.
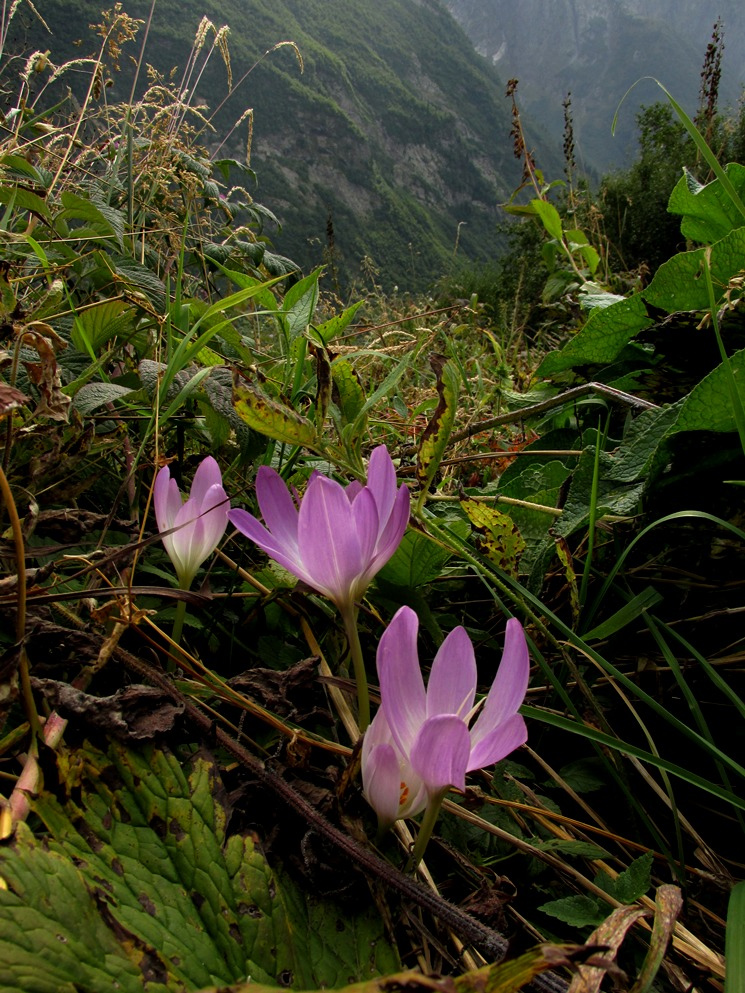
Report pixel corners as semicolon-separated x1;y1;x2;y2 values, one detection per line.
233;379;318;448
461;498;526;578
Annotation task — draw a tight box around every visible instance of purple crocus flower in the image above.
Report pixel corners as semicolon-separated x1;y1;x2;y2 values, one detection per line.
154;456;230;589
363;605;529;822
228;446;410;614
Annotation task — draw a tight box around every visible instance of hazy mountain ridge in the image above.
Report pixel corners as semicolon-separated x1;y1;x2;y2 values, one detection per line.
445;0;745;174
15;0;552;289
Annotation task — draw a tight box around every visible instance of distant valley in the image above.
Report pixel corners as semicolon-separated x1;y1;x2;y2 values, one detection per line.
445;0;745;174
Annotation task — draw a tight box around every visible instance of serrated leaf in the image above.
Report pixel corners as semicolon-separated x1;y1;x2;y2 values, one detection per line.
611;851;654;904
537;294;654;375
233;379;318;448
533;839;610;859
0;184;52;223
672;347;745;434
461;498;525;578
416;354;459;495
0;741;299;991
538;895;606;928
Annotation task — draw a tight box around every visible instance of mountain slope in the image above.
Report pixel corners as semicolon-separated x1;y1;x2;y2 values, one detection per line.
445;0;744;175
19;0;549;290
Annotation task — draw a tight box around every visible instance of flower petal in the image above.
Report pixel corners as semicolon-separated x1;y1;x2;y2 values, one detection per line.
377;606;426;754
255;466;300;551
361;742;404;829
469;619;530;751
190;456;223;504
154;466;182;533
365;445;397;533
297;475;366;606
467;713;527;771
364;483;410;580
410;715;471;794
426;625;477;720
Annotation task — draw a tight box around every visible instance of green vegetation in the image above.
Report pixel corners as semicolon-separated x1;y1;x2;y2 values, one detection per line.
0;6;743;993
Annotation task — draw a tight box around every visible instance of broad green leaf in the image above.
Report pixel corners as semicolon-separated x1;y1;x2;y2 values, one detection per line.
416;354;459;497
70;299;137;354
233;380;318;448
58;191;125;248
0;183;52;223
0;741;297;991
643;226;745;313
376;525;465;588
281;269;320;340
537;294;654;375
275;870;399;990
538;895;605;928
668;164;745;244
673;347;745;434
0;821;162;993
530;199;564;241
313;300;364;346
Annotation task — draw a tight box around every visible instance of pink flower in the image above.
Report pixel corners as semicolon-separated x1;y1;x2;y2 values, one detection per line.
228;446;409;613
154;456;230;589
363;606;529;823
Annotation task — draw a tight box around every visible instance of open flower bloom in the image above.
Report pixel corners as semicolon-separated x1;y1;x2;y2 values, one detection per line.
366;605;529;816
154;456;230;589
228;446;410;614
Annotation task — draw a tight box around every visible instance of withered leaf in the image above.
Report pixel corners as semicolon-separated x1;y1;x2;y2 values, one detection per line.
30;680;184;740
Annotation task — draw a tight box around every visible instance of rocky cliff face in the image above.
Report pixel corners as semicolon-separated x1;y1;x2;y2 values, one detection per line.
445;0;744;173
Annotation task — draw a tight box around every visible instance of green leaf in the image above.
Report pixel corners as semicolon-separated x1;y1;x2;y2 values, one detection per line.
376;526;464;588
668;164;745;244
281;269;320;340
331;358;366;427
556;758;607;793
538;895;606;928
70;299;137;354
610;852;654;904
643;227;745;313
672;347;745;434
537;294;654;375
275;870;399;990
72;382;136;413
416;354;459;497
725;880;745;993
313;300;364;346
530;199;564;241
0;741;298;991
233;380;319;448
0;184;52;223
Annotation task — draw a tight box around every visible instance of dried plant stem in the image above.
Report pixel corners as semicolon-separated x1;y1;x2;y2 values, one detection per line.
0;464;40;738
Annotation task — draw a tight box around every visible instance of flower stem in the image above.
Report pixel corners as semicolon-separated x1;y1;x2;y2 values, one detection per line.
340;604;370;732
408;790;447;871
